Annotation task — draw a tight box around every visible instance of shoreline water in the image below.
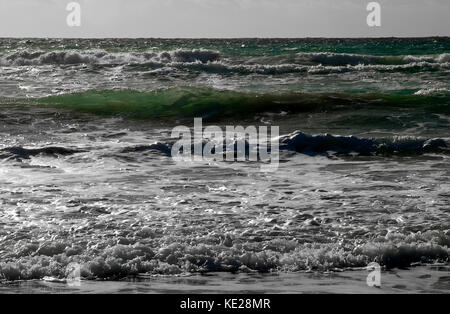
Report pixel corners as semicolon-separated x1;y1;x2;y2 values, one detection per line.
1;266;448;294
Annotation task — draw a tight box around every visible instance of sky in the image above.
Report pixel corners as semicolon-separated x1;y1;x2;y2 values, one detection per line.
0;0;449;38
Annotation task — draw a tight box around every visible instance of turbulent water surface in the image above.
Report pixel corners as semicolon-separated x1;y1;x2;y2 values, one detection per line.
0;38;449;291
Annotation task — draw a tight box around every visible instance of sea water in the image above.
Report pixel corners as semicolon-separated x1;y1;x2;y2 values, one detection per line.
0;38;448;292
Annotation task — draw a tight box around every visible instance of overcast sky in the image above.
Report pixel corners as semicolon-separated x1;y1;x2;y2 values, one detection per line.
0;0;448;38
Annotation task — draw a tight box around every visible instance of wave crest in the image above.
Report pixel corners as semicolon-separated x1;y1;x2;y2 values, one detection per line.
0;49;221;66
1;50;449;74
0;146;84;160
279;131;448;156
31;88;450;120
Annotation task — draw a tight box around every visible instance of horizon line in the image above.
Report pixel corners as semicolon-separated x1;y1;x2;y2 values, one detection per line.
1;36;449;40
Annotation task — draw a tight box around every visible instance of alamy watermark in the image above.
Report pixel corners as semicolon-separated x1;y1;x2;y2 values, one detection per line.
170;118;279;172
366;262;381;288
64;2;380;29
66;2;81;27
367;2;381;27
65;262;81;286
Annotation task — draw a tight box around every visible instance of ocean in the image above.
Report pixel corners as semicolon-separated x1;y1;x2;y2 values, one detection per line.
0;38;449;293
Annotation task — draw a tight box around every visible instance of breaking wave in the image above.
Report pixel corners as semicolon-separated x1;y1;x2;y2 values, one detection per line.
0;49;221;66
1;50;448;75
279;131;449;156
0;146;84;161
0;231;448;280
116;132;448;158
1;133;447;167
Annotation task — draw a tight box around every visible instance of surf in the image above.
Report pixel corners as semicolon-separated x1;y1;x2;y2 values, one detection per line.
23;87;449;120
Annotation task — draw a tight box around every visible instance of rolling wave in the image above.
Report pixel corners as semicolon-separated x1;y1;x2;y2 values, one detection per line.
279;131;449;156
0;146;84;161
116;132;448;158
2;132;447;165
27;88;450;120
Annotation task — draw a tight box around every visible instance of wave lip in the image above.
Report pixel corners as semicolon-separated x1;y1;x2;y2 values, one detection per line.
113;132;449;160
1;49;449;72
0;146;84;160
414;88;450;96
120;143;173;156
279;131;448;156
170;49;221;63
0;49;222;66
403;53;450;64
